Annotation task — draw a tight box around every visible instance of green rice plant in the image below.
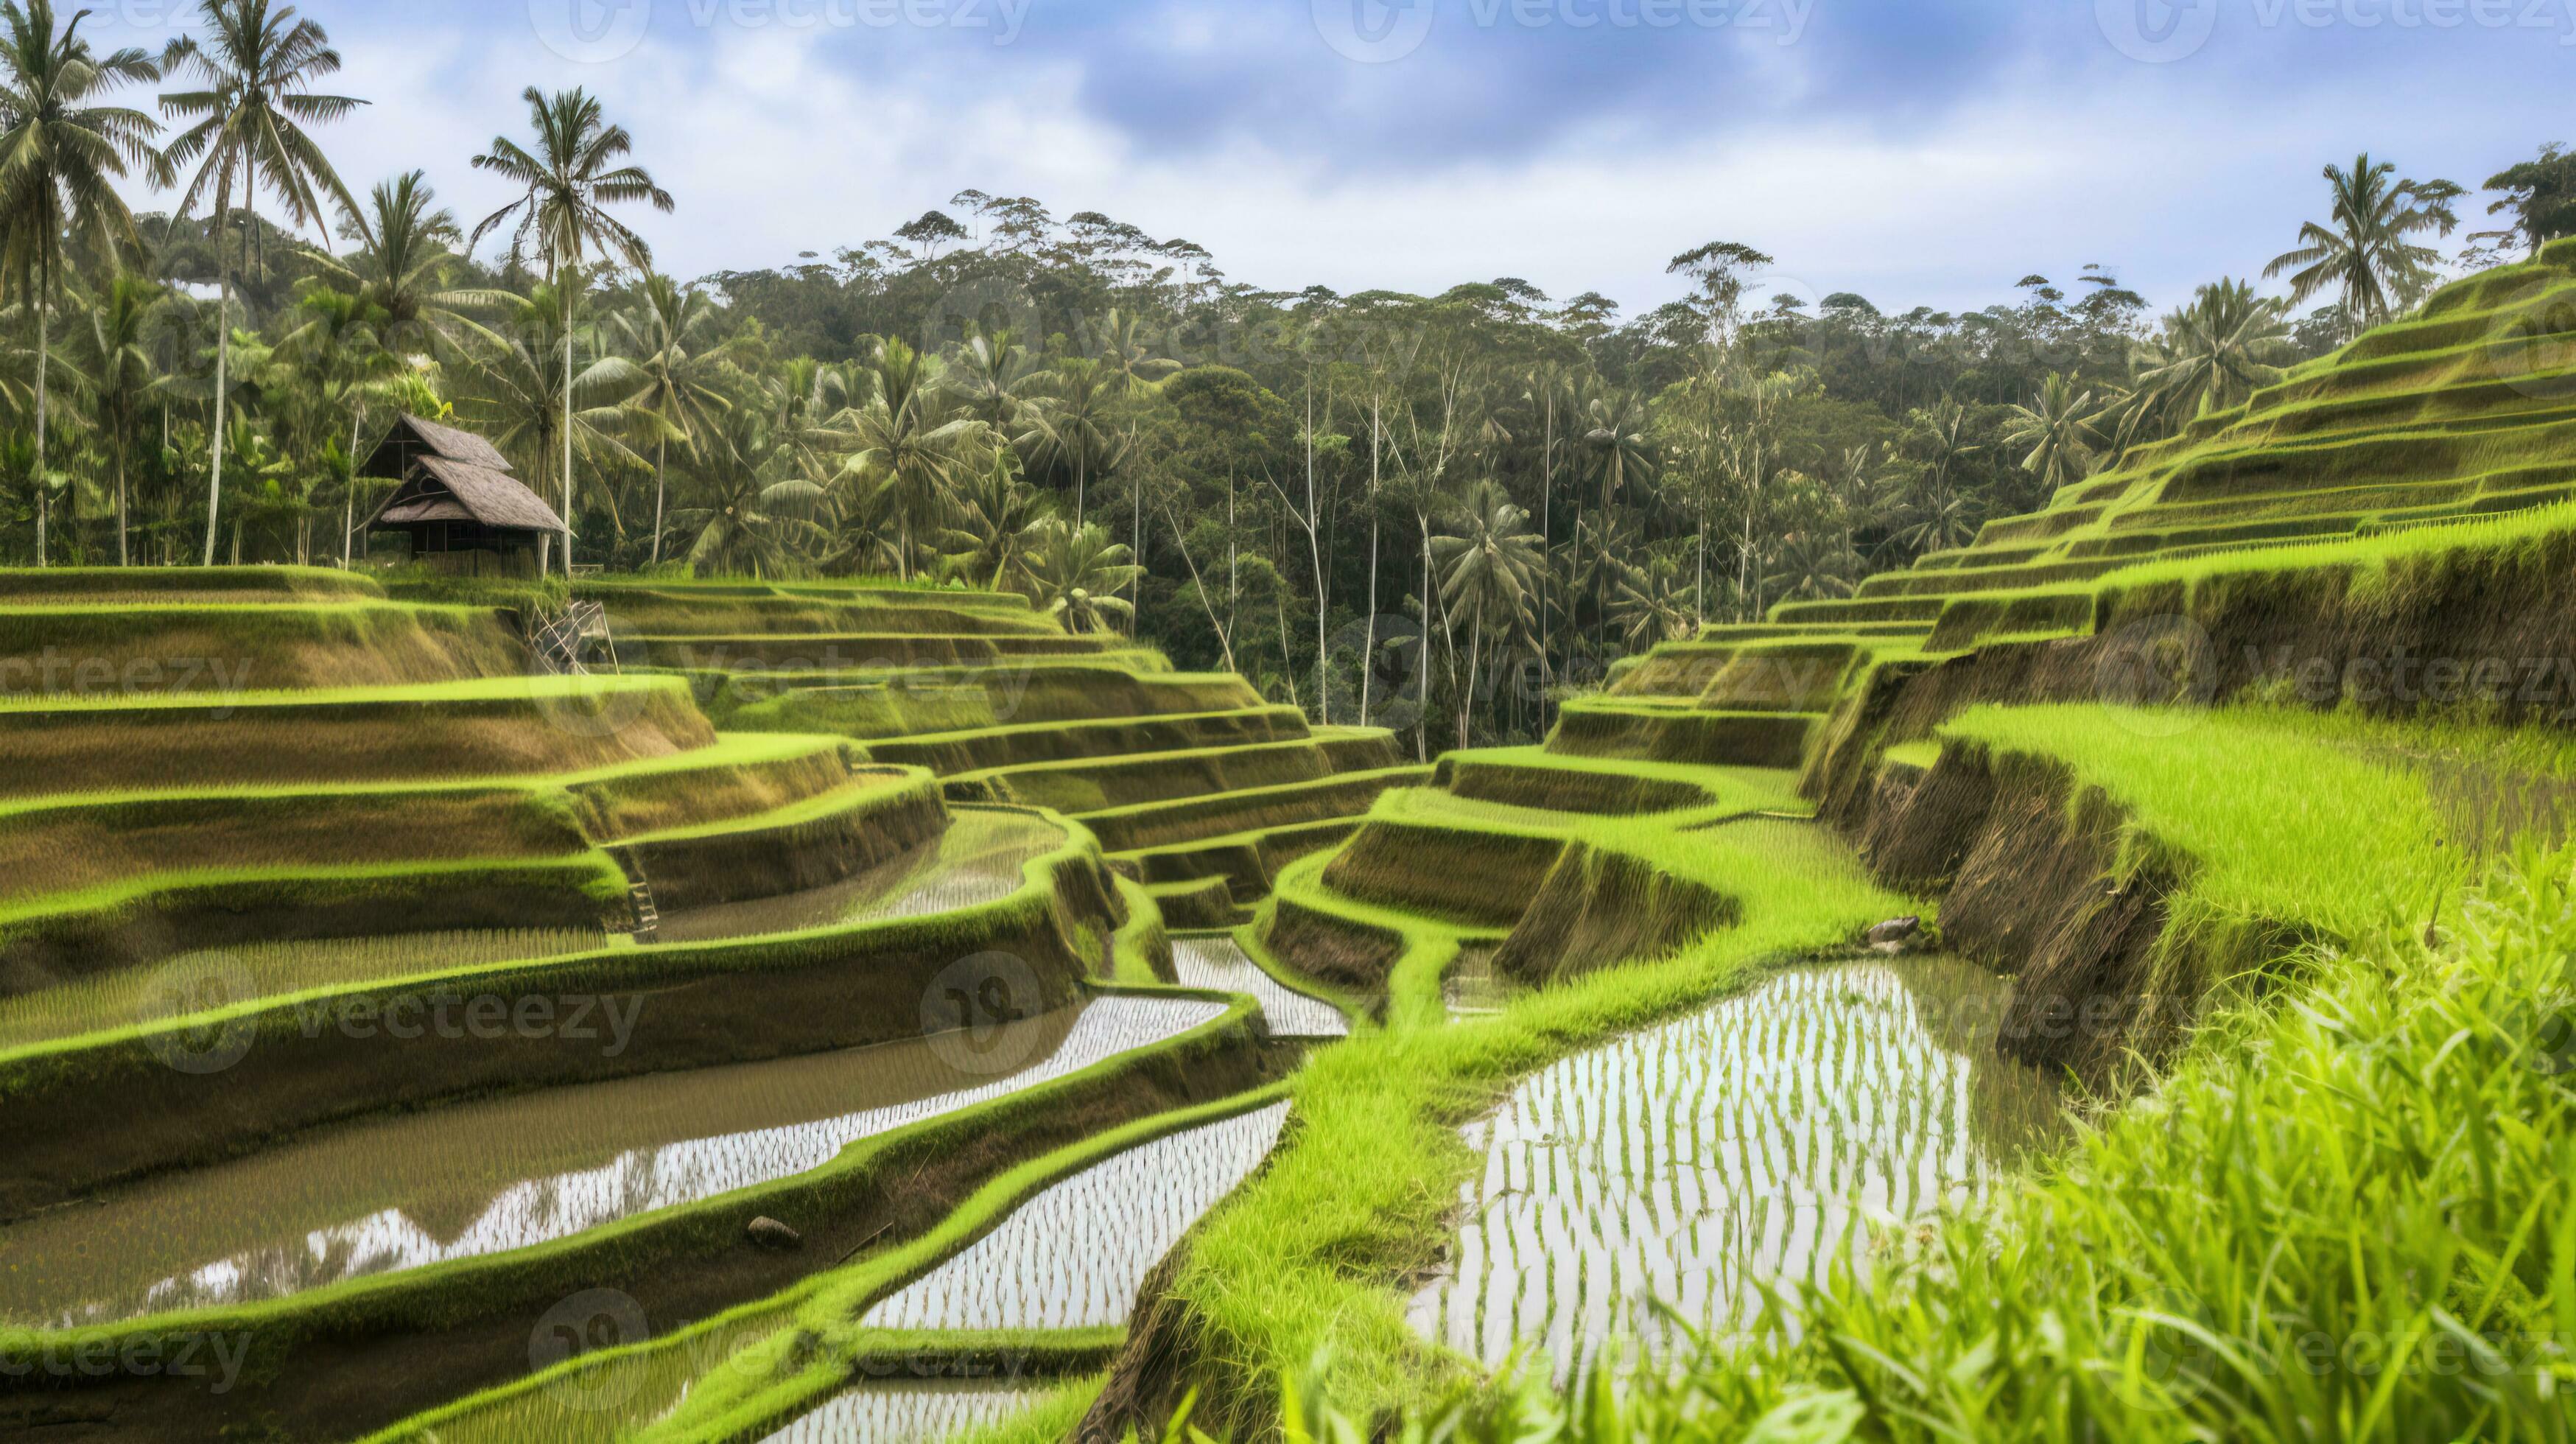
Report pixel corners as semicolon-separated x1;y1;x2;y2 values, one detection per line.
1077;768;1435;854
951;732;1400;814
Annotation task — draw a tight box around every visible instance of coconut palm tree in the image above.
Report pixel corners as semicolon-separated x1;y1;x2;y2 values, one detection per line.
69;274;170;564
2264;154;2461;341
1023;356;1117;527
470;86;673;571
1087;308;1178;393
838;337;986;582
1432;477;1544;749
0;0;165;565
304;170;479;362
456;282;642;544
1610;555;1702;648
160;0;361;566
610;275;735;566
273;284;395;561
2108;279;2294;453
1578;384;1653;651
939;449;1046;590
947;324;1047;431
1763;528;1863;606
1023;518;1141;634
668;407;824;579
2002;372;2105;497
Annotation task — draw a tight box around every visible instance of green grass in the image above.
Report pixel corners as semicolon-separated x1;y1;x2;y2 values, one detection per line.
1075;766;1435;853
1159;816;1912;1434
950;731;1398;813
1389;842;2576;1443
1937;705;2460;940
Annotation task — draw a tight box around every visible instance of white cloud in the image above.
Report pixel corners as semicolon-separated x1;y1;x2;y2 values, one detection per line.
116;0;2567;320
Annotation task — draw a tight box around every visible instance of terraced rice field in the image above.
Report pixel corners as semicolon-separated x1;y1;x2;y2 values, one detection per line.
652;807;1059;942
861;1101;1290;1332
0;996;1221;1326
757;1381;1037;1443
1171;937;1347;1037
1407;958;2062;1376
0;926;609;1051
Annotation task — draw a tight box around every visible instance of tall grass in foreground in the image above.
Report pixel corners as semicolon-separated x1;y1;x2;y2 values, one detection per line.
1262;842;2576;1443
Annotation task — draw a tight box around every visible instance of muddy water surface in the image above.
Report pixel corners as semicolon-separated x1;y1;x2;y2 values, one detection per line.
0;995;1224;1327
860;1101;1289;1332
1408;957;2062;1376
1171;938;1347;1037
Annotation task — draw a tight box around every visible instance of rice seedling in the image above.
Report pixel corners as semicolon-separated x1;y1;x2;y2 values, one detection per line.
860;1101;1288;1333
0;996;1222;1325
1171;937;1348;1039
757;1380;1037;1444
1405;958;2060;1380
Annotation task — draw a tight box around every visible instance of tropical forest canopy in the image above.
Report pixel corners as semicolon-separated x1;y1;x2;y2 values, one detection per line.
1;0;2569;747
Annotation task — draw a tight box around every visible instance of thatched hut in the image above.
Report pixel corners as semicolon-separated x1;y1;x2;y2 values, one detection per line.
359;416;564;576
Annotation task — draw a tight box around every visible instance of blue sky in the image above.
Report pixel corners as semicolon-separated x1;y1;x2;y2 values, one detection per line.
102;0;2574;318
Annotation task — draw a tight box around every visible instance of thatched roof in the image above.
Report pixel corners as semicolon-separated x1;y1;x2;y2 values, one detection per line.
367;455;566;533
360;413;516;480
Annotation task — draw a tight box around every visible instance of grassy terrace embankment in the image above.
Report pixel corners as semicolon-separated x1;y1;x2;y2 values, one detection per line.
0;569;1388;1442
26;247;2576;1443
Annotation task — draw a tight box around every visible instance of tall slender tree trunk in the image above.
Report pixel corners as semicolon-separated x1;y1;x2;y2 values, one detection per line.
343;404;365;567
650;437;668;567
1417;515;1432;764
1303;381;1327;726
561;253;577;577
1539;386;1554;728
206;183;250;567
32;273;49;569
1460;614;1482;751
1361;396;1380;725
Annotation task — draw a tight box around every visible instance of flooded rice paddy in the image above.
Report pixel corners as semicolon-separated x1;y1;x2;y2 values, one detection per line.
1444;943;1509;1022
0;995;1224;1327
758;1381;1036;1444
1408;957;2062;1377
1170;938;1347;1037
653;809;1058;943
860;1101;1289;1332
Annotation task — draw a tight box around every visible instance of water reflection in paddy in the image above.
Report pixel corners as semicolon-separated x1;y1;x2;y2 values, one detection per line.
1408;957;2063;1377
0;995;1223;1328
653;809;1059;944
758;1381;1035;1444
1171;938;1347;1038
861;1101;1288;1332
